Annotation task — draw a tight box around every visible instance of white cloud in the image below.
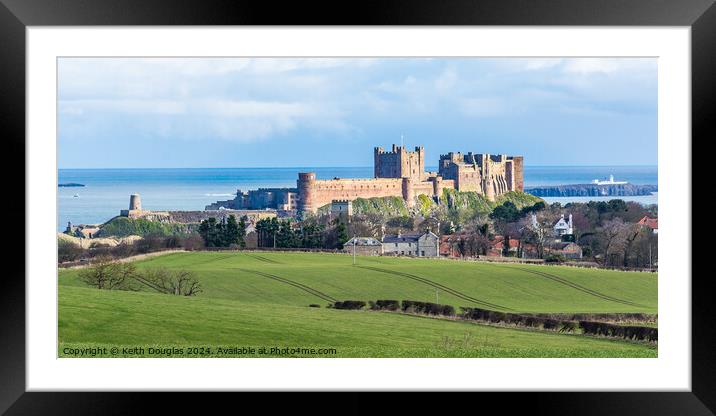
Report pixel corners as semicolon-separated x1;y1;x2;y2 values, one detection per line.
523;59;564;71
563;58;621;74
59;97;343;143
58;57;656;150
459;97;507;117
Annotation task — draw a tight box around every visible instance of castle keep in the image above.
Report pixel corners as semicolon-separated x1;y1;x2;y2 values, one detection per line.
296;144;523;213
206;144;523;214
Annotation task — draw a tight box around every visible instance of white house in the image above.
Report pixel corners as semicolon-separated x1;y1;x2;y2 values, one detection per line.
382;231;439;257
553;214;574;236
343;237;382;256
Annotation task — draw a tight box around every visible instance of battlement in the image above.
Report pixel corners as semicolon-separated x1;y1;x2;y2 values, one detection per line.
375;144;423;154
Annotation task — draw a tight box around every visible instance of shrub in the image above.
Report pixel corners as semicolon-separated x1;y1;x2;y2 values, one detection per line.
487;311;506;323
308;304;321;308
332;300;366;310
545;254;566;263
542;319;559;330
559;321;577;333
578;321;656;342
58;239;85;263
375;300;400;311
399;300;456;316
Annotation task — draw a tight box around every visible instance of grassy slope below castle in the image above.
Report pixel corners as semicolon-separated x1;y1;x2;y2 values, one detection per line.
96;216;197;238
58;251;657;358
319;190;543;218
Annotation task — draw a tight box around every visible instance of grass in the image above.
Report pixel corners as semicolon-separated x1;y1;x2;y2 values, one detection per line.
60;252;657;313
58;285;656;358
58;251;658;358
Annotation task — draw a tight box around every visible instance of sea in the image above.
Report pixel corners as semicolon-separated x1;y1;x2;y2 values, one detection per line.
57;165;658;231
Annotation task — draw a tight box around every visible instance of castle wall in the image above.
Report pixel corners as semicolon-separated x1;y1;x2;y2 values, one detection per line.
410;180;436;199
299;176;405;213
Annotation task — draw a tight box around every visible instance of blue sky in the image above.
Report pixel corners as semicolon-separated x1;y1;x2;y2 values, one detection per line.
58;58;657;168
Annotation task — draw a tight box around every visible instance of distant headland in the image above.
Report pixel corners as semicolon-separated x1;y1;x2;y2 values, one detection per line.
58;183;85;187
525;182;657;198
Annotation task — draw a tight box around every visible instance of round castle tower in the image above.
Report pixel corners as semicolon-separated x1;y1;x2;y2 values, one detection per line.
129;193;142;211
297;172;317;213
401;177;415;208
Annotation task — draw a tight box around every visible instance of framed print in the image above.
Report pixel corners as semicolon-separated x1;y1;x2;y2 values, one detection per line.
1;0;713;413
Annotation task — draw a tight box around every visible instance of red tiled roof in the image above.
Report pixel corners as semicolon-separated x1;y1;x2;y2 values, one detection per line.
637;216;658;229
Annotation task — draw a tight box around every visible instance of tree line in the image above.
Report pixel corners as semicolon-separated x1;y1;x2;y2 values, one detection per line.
198;215;247;248
254;217;348;249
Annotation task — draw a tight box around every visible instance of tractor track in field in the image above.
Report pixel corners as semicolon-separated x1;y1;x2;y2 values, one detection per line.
510;266;646;308
244;253;282;264
356;266;512;311
235;268;337;303
188;253;236;267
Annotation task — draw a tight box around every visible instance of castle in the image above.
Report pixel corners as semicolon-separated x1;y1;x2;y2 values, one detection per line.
297;144;523;213
206;144;523;215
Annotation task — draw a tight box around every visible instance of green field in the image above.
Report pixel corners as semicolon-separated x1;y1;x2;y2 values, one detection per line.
58;251;658;358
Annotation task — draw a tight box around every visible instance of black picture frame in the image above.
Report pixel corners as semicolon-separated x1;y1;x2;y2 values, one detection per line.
1;0;710;413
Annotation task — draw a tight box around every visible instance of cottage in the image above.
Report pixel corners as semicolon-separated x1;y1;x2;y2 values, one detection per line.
65;221;100;239
637;216;658;234
382;231;439;257
549;242;583;259
553;214;574;236
343;237;382;256
486;235;521;257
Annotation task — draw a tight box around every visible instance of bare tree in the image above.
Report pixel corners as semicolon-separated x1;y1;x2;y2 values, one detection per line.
466;233;489;257
622;223;643;267
570;211;591;243
521;213;554;259
597;218;629;266
135;268;203;296
78;257;138;290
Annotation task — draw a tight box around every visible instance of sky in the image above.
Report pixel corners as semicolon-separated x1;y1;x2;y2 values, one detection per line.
58;57;657;169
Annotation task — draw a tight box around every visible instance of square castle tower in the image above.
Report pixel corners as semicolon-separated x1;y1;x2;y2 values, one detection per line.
373;144;425;181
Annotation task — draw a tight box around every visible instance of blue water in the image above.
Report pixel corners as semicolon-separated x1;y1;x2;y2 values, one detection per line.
57;165;657;231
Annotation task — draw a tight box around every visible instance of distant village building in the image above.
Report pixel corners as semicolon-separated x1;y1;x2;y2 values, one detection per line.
382;231;439;257
331;200;353;218
206;188;297;212
65;221;100;239
343;237;382;256
549;242;583;259
439;234;465;257
637;216;658;234
487;235;522;257
553;214;574;236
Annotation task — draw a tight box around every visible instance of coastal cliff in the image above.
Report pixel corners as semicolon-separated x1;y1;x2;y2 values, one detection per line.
525;183;657;197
